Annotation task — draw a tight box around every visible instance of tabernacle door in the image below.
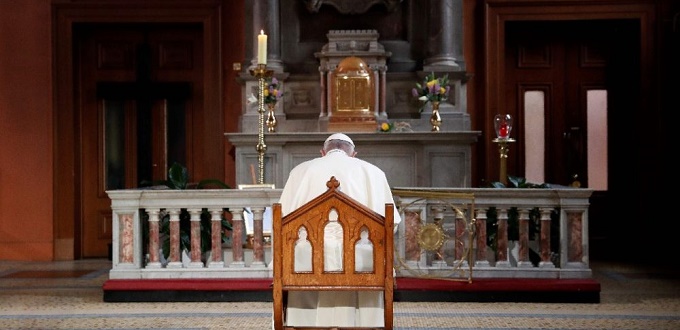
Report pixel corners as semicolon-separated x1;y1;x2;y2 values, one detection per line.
328;56;377;132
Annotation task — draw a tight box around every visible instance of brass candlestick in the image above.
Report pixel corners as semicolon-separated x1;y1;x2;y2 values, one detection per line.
493;137;515;185
249;64;273;184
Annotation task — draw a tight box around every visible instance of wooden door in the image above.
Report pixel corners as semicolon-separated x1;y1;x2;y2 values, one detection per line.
78;24;202;258
504;20;639;258
505;20;610;186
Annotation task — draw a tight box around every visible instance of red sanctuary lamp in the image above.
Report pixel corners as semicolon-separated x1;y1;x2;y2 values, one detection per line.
492;114;515;185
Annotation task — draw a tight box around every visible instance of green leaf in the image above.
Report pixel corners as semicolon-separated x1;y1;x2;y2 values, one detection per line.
167;162;189;189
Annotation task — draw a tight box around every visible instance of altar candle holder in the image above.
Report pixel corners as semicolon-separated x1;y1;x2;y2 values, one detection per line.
249;64;273;184
492;114;515;185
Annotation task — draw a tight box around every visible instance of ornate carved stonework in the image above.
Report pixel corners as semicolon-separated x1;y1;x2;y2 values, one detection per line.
304;0;402;15
316;30;391;130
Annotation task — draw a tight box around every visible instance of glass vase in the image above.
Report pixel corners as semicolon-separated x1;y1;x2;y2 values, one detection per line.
494;114;512;139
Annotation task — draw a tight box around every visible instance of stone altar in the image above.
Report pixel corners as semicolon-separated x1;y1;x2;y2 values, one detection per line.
225;132;479;189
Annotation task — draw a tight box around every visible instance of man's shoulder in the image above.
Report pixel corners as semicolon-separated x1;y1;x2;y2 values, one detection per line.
291;157;322;169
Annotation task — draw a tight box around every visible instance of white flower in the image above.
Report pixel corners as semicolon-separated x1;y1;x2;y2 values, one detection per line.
247;93;258;104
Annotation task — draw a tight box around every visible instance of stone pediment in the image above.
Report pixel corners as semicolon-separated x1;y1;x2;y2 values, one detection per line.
304;0;402;15
315;30;391;71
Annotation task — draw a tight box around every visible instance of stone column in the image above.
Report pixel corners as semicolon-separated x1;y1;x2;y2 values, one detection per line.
379;68;387;117
424;0;462;70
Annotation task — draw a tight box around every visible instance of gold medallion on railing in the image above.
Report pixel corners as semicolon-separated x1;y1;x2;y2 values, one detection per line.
417;223;445;251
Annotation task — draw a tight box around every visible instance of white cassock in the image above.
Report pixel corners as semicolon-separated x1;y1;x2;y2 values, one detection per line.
276;149;402;327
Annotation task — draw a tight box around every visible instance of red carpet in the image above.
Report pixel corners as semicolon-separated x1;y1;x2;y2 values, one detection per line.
396;277;601;292
103;277;600;303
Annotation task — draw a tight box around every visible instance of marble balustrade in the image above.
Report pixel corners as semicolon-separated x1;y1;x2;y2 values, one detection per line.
107;187;593;280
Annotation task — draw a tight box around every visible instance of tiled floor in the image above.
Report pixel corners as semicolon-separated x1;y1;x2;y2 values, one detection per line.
0;259;679;329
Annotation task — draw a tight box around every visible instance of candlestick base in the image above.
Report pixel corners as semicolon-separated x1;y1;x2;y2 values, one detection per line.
493;138;515;185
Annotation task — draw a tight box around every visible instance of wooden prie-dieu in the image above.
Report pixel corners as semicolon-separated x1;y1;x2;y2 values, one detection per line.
272;176;394;329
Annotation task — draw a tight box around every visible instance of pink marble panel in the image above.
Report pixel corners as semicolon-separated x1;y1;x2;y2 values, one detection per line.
404;210;421;261
120;214;134;263
568;211;583;262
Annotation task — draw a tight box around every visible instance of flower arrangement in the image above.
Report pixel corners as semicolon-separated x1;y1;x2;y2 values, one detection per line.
378;122;393;132
412;72;450;105
264;77;283;104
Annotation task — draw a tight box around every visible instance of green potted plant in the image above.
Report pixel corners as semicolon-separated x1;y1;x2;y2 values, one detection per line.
140;162;233;262
484;175;556;266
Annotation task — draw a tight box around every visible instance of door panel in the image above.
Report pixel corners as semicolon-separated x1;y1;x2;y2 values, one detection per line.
78;25;201;258
505;21;606;186
504;20;638;260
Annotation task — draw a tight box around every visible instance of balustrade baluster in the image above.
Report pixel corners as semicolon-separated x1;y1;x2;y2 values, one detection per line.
251;207;266;267
474;208;489;267
146;209;162;268
228;208;246;267
431;205;446;267
208;208;225;268
517;208;532;268
538;208;555;268
454;209;466;265
188;208;204;268
167;209;182;268
496;208;510;267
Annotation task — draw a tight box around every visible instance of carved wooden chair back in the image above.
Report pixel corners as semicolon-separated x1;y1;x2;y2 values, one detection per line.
272;176;394;329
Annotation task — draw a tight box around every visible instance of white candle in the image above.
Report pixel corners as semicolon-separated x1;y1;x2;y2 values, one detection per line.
257;30;267;65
